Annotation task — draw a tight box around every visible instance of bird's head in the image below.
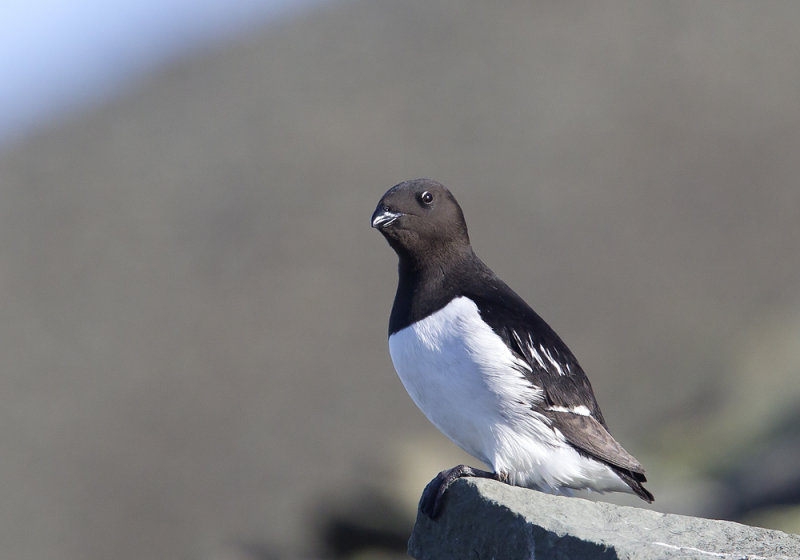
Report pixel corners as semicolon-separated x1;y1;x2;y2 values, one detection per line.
371;179;471;263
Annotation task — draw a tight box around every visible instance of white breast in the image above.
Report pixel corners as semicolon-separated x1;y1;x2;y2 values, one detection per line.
388;296;631;494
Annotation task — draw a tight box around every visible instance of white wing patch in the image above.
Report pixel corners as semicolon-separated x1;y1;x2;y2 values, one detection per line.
547;405;592;416
511;331;545;370
542;346;565;376
511;330;569;376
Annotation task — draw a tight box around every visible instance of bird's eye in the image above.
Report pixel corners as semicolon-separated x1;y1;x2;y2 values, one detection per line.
420;191;434;205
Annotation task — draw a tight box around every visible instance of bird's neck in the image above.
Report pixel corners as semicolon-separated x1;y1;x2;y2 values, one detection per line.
389;246;479;334
396;243;475;288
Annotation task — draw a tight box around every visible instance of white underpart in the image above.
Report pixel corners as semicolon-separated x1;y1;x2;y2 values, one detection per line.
388;296;632;494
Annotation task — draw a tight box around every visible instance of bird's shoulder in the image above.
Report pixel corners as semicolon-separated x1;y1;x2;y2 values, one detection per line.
461;266;608;426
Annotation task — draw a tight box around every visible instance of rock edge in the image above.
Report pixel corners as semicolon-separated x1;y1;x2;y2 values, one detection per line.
409;478;800;560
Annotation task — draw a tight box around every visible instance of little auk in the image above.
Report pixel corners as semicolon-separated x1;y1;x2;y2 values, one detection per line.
371;178;653;518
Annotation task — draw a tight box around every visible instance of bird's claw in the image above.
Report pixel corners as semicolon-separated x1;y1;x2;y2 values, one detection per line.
419;464;499;519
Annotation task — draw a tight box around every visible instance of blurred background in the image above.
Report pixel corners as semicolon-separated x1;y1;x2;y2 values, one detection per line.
2;0;799;558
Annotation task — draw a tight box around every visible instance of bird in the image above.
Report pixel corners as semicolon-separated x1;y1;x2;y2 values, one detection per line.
371;178;653;518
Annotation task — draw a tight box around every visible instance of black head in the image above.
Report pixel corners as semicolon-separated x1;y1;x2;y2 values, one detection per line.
371;179;471;264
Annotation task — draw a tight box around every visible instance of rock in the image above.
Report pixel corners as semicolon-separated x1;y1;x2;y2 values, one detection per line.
409;478;800;559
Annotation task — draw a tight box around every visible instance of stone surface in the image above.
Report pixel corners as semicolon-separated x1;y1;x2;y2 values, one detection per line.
409;478;800;559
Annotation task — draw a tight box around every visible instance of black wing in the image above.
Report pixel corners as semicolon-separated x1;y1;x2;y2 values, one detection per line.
465;270;653;500
464;273;607;425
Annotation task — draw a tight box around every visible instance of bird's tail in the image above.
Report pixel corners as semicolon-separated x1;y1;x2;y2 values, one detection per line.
613;467;654;502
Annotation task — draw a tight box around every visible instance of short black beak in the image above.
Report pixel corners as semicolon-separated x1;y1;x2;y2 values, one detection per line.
371;205;403;229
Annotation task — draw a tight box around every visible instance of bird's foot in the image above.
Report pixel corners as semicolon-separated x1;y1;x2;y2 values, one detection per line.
419;464;499;519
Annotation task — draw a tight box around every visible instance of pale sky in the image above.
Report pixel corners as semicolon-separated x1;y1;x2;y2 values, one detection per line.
0;0;324;148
